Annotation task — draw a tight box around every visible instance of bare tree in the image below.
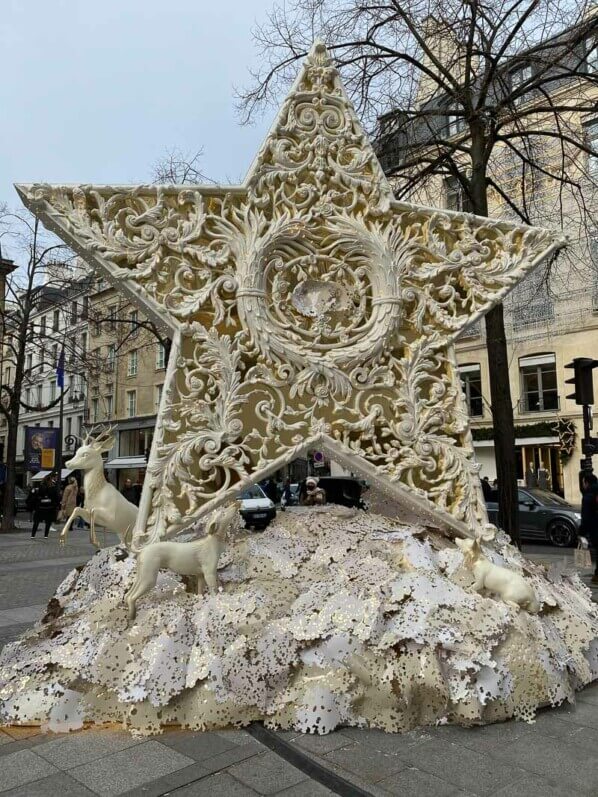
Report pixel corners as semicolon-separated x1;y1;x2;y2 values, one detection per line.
238;0;598;543
151;147;214;186
0;210;92;531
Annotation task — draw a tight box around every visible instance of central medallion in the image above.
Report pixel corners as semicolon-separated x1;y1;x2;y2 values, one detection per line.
290;280;350;318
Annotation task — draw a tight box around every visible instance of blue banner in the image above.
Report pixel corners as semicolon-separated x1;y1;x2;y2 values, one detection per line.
25;427;59;472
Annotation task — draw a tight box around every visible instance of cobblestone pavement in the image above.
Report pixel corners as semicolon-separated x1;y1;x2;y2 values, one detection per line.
0;520;597;796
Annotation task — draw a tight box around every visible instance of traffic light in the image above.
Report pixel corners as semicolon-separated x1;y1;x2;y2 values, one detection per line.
565;358;598;405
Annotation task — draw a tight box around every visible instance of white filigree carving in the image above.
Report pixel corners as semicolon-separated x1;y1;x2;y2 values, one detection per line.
16;42;567;544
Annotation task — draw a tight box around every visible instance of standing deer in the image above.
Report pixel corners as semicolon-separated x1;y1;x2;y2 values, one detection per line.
60;428;138;549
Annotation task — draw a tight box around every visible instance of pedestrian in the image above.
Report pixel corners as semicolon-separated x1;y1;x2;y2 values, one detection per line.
59;476;78;523
31;475;60;538
121;478;139;506
525;464;537;489
302;477;326;506
264;478;279;504
480;476;492;500
76;484;86;528
581;474;598;584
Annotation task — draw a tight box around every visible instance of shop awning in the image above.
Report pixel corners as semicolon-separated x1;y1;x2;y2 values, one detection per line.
104;456;147;470
31;469;73;482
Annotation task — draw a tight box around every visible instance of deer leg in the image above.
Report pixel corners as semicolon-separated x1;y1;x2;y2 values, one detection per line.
203;565;218;594
125;563;160;622
89;509;99;548
60;508;92;545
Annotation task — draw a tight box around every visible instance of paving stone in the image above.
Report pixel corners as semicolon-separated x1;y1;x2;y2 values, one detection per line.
289;730;351;755
228;750;308;794
576;685;598;706
0;748;58;793
2;771;96;796
323;741;407;783
0;731;13;745
216;729;263;748
164;771;259;796
159;729;238;761
377;766;461;796
551;699;598;730
35;729;143;768
490;732;598;793
197;742;265;775
490;773;586;797
68;740;194;796
276;780;334;795
338;725;434;754
397;738;526;795
117;762;209;797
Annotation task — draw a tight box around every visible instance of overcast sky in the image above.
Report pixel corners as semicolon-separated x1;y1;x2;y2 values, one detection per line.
0;0;276;214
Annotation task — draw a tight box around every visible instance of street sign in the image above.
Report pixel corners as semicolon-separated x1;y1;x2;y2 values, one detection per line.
313;451;325;469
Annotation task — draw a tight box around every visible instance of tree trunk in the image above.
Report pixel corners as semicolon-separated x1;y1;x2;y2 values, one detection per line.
1;412;18;533
469;134;520;545
484;305;520;545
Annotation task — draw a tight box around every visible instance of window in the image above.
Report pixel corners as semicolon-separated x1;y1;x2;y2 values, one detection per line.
105;394;113;418
108;305;117;330
4;367;10;384
26;353;32;373
587;38;598;72
445;176;472;212
459;365;483;417
446;107;465;137
127;350;138;377
120;427;153;456
81;332;87;357
81;296;89;319
126;390;137;418
77;416;83;437
107;344;116;372
53;309;60;331
25;388;31;406
91;398;99;423
52;343;58;366
155;384;164;411
48;420;54;428
37;385;42;406
50;379;56;402
519;354;558;412
70;301;78;324
586;121;598;175
156;342;166;370
66;417;72;437
511;65;532;104
40;316;46;335
129;309;139;338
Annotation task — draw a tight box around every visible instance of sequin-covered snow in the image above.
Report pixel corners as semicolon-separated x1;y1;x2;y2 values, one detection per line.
1;507;596;735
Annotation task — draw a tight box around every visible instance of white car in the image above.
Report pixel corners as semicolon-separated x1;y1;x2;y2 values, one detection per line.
240;485;276;530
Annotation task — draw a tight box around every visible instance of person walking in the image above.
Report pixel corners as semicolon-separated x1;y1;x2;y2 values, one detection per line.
580;473;598;584
31;475;60;538
76;485;86;528
121;478;139;506
59;477;78;524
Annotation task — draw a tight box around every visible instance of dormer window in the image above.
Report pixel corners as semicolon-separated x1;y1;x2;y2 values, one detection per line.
446;107;466;137
587;38;598;72
511;65;532;105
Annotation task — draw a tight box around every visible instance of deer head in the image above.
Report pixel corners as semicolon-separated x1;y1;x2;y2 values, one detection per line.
66;427;115;472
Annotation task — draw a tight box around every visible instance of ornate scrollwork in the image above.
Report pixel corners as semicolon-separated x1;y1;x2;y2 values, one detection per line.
17;42;566;544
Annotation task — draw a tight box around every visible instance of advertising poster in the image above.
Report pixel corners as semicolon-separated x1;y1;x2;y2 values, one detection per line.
25;427;59;472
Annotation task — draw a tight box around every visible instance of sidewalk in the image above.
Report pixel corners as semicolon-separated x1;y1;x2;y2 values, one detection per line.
0;526;597;796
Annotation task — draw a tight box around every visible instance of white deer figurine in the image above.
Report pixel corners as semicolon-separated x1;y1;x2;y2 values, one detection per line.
455;531;540;613
60;428;138;549
125;502;239;622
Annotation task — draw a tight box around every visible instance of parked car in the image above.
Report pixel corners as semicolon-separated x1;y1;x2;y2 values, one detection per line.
485;487;581;547
298;477;369;510
14;486;28;513
240;484;276;530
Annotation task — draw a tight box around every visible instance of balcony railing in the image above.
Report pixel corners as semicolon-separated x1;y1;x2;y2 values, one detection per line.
518;393;560;413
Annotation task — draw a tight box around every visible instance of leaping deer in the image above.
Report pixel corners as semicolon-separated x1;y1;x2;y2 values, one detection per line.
60;427;138;549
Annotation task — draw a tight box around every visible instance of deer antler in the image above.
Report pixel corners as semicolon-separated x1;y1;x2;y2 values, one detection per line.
89;425;115;450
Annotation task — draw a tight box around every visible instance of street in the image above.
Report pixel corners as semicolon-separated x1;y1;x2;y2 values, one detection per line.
0;521;598;796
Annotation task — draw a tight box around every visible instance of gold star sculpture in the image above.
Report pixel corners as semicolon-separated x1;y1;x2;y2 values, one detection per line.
17;43;566;545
